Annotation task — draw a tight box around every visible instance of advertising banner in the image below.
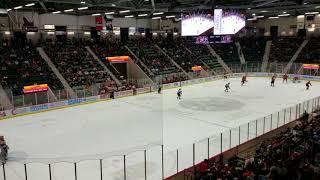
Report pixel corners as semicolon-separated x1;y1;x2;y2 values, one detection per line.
106;56;129;63
23;84;48;94
115;90;133;98
303;64;319;70
136;87;150;94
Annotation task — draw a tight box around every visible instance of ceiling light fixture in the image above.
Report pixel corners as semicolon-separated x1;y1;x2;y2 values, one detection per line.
120;10;130;13
305;12;319;15
152;16;161;19
64;9;74;12
14;6;23;10
78;6;88;10
278;13;290;17
105;12;115;15
52;11;61;14
138;14;148;17
268;16;279;19
25;3;35;7
125;15;134;18
153;12;164;15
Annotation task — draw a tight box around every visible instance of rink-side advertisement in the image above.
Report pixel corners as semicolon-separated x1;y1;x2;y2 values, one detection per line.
1;73;320;119
0;95;100;118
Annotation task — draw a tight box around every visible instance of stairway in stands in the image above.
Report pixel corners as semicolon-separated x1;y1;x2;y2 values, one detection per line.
126;39;182;76
184;40;223;72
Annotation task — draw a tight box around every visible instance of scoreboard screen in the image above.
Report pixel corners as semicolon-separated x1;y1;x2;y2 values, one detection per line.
181;14;214;36
214;9;246;35
181;10;245;36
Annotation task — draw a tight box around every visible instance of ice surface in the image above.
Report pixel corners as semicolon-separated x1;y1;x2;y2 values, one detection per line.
0;77;320;180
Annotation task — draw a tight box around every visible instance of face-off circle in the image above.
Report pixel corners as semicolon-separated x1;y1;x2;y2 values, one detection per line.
179;97;245;112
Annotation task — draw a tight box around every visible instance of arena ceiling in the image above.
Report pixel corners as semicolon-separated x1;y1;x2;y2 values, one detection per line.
1;0;320;18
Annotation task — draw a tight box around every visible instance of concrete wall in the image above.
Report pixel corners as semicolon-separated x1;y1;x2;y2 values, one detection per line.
247;14;320;37
1;11;155;41
112;17;150;28
3;11;320;40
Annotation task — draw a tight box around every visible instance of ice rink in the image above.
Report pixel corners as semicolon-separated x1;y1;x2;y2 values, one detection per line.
1;77;320;180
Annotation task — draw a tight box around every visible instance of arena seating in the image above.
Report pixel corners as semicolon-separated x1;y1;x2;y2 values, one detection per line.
0;40;63;95
239;37;266;63
296;37;320;64
211;42;240;65
195;112;320;180
269;37;303;63
158;38;208;72
43;39;116;90
89;39;134;89
126;38;182;76
184;39;223;71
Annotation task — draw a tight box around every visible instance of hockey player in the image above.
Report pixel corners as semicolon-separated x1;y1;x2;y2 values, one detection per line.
132;85;137;95
306;81;312;90
283;74;288;83
177;88;182;99
293;76;299;83
241;75;247;86
158;86;162;94
225;82;231;92
0;136;8;164
271;74;276;87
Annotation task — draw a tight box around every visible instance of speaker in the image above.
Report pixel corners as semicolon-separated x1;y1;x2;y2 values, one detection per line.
120;28;129;42
167;33;173;41
91;27;99;39
270;26;278;37
13;31;27;45
145;28;152;39
297;29;306;38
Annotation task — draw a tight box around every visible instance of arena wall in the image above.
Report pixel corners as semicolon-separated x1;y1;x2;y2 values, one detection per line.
0;73;318;121
247;14;320;36
2;12;320;40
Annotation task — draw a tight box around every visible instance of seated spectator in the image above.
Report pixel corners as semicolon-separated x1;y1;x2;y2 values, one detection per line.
127;37;182;76
195;111;320;180
0;40;63;95
43;38;124;91
297;37;320;64
269;37;303;63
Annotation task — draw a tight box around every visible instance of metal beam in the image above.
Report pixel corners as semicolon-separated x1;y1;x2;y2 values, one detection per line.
39;1;48;13
151;0;156;13
255;0;280;7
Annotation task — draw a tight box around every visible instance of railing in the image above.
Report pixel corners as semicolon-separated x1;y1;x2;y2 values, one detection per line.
227;62;306;75
0;84;102;112
1;63;320;180
1;91;319;180
164;96;319;180
0;61;314;115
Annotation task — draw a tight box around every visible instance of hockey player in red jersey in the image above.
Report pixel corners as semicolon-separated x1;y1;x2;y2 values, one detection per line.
241;75;247;86
283;74;288;83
